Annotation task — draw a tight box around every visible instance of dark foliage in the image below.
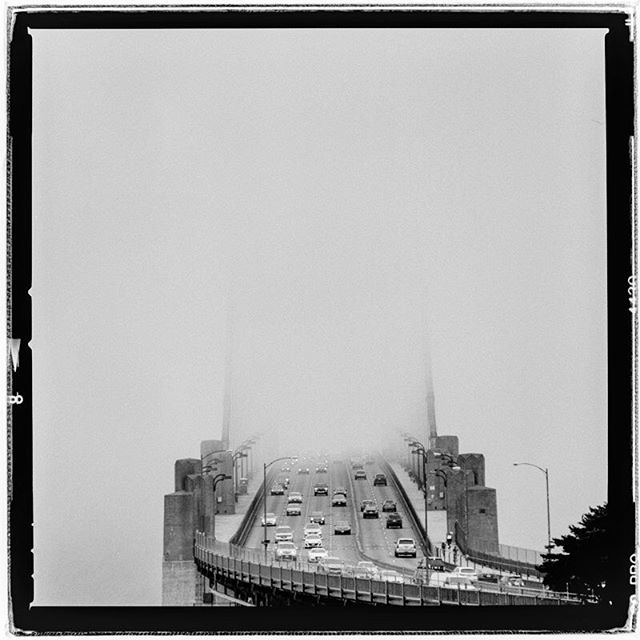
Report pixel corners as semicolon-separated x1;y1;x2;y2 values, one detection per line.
539;503;610;603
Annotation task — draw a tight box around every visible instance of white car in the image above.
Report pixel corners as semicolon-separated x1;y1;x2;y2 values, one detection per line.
318;556;344;575
288;492;304;504
380;569;404;583
303;534;323;549
261;512;277;527
448;567;479;583
394;537;417;558
286;504;302;516
356;561;379;578
303;523;323;538
274;526;293;542
275;541;297;560
307;547;329;563
331;494;347;507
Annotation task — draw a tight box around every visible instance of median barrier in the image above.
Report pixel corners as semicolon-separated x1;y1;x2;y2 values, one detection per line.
229;467;278;547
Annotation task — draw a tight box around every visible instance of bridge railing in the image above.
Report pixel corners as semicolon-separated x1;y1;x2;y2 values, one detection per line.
193;532;580;606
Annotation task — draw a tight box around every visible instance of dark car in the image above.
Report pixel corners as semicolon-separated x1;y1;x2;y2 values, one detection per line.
363;504;379;519
373;473;387;486
334;520;351;535
316;465;328;473
354;470;367;480
313;484;329;496
382;500;397;512
333;487;348;497
386;513;402;528
298;467;310;475
309;511;326;525
270;484;285;496
478;573;500;584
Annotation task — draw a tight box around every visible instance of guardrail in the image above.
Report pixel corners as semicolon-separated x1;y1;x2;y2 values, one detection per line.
229;471;271;547
454;521;543;579
194;532;579;606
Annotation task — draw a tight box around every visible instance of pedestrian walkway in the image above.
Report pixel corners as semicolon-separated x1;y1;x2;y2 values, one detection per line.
214;475;260;542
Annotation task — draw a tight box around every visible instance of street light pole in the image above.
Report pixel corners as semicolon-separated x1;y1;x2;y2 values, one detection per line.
209;473;231;538
232;450;248;502
410;440;431;586
514;462;551;554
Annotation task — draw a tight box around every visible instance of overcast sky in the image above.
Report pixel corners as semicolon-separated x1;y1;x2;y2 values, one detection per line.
31;27;607;605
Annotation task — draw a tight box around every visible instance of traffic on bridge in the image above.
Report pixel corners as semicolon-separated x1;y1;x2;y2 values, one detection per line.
245;455;423;582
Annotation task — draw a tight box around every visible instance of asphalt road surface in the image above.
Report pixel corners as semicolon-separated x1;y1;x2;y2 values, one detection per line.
243;456;424;576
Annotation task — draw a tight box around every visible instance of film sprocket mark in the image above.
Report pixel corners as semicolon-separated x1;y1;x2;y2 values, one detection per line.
7;394;23;405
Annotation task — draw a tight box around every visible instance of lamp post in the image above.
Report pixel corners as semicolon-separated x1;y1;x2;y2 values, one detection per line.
432;451;464;545
243;438;257;479
514;462;551;554
263;456;298;562
201;448;228;473
410;440;431;586
212;472;231;492
209;473;231;538
407;438;425;489
232;450;248;501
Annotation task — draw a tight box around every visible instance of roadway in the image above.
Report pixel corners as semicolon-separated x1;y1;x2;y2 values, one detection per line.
243;455;424;576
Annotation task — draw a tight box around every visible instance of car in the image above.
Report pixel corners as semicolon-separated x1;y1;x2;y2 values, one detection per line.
275;541;297;560
450;567;479;582
270;484;285;496
303;523;323;538
298;467;310;475
360;499;375;512
382;499;397;512
354;470;367;480
414;557;446;580
309;511;325;525
334;520;351;535
318;556;344;575
315;465;328;473
277;476;290;489
365;456;374;465
500;575;524;587
478;572;500;584
373;473;387;486
287;492;303;504
394;538;417;557
363;504;379;518
333;487;348;497
313;484;329;496
261;512;277;526
356;561;378;578
386;513;403;528
351;461;364;470
303;534;323;549
331;494;347;507
380;569;404;583
427;556;447;571
341;562;357;577
281;465;291;472
274;526;294;542
286;504;302;516
307;547;329;563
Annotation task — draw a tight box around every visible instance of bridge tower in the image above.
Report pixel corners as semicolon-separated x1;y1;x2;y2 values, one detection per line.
424;346;438;449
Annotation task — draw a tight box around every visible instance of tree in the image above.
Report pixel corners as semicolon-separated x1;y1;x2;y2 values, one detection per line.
538;503;610;603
